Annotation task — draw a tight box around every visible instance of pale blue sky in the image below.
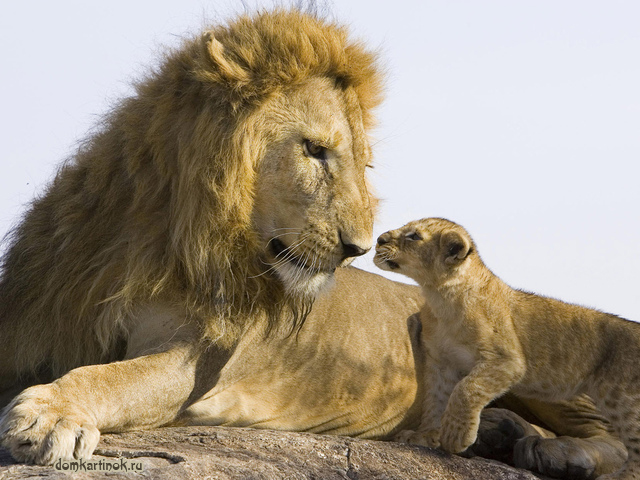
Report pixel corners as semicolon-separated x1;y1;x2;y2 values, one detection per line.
1;1;639;319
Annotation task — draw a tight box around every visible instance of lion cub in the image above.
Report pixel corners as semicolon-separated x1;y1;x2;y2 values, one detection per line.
374;217;640;480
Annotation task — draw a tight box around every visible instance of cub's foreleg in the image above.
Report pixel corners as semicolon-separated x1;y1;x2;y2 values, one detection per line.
395;358;458;448
440;355;525;454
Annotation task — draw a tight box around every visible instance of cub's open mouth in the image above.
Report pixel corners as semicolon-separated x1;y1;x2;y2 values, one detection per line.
386;260;400;270
374;251;400;271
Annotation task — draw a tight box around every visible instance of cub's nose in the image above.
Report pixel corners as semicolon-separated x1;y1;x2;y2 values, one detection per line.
377;232;391;246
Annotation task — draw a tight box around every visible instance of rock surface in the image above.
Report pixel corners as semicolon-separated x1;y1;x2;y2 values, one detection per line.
0;426;546;479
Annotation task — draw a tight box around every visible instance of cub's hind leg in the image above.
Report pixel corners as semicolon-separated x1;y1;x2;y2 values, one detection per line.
595;390;640;480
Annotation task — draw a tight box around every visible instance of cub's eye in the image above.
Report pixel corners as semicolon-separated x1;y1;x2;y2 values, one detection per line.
303;139;328;162
405;232;421;241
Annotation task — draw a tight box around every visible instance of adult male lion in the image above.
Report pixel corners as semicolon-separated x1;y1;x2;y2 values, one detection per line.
0;9;626;478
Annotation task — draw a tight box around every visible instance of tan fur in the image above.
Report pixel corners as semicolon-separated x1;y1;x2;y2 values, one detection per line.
375;217;640;479
0;9;382;381
0;9;628;476
0;9;381;464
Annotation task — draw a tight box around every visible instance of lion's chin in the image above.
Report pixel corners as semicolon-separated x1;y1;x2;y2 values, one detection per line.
274;262;336;299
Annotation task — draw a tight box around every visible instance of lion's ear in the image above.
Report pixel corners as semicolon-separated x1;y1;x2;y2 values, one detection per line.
204;32;249;82
440;230;471;265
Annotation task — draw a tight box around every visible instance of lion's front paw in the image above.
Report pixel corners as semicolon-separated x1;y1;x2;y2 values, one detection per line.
440;412;479;454
0;384;100;465
394;428;441;448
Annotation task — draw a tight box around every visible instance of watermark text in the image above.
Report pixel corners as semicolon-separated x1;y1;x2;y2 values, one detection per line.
54;457;143;473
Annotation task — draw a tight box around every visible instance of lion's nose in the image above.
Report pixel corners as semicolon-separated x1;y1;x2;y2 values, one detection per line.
340;233;370;260
342;242;368;259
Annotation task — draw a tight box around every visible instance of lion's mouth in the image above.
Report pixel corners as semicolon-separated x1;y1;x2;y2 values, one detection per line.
270;237;334;273
271;238;301;266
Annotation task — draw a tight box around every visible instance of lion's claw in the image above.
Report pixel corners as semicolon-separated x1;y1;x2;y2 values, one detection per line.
0;384;99;465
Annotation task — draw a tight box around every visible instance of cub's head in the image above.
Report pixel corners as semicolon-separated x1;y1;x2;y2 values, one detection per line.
374;218;475;287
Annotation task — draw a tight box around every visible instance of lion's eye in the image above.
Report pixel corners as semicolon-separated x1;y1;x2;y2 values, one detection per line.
303;139;328;162
405;232;421;241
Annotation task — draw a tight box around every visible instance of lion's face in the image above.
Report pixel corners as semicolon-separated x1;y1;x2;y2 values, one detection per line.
252;77;375;297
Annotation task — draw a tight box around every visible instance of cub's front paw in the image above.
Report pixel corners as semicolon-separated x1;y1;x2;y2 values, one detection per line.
0;383;100;465
440;412;479;454
394;428;441;448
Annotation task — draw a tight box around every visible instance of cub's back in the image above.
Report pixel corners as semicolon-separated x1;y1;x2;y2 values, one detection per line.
510;289;640;382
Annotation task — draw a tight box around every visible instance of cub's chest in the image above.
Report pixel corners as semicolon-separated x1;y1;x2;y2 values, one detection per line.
427;325;477;375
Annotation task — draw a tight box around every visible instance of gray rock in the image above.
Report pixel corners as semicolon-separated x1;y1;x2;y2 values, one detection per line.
0;426;545;479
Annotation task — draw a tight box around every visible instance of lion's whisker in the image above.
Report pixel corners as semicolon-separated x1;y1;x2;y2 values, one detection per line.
250;233;312;279
264;231;304;250
274;234;309;261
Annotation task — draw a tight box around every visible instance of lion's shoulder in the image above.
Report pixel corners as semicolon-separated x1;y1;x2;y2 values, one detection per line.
321;267;423;315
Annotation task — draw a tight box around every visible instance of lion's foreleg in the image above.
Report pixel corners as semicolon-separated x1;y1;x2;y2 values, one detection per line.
0;345;197;465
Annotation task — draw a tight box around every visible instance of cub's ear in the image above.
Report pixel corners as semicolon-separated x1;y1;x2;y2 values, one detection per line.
203;32;249;83
440;230;471;265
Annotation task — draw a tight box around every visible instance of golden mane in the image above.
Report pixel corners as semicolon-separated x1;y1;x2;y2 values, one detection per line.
0;9;383;378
